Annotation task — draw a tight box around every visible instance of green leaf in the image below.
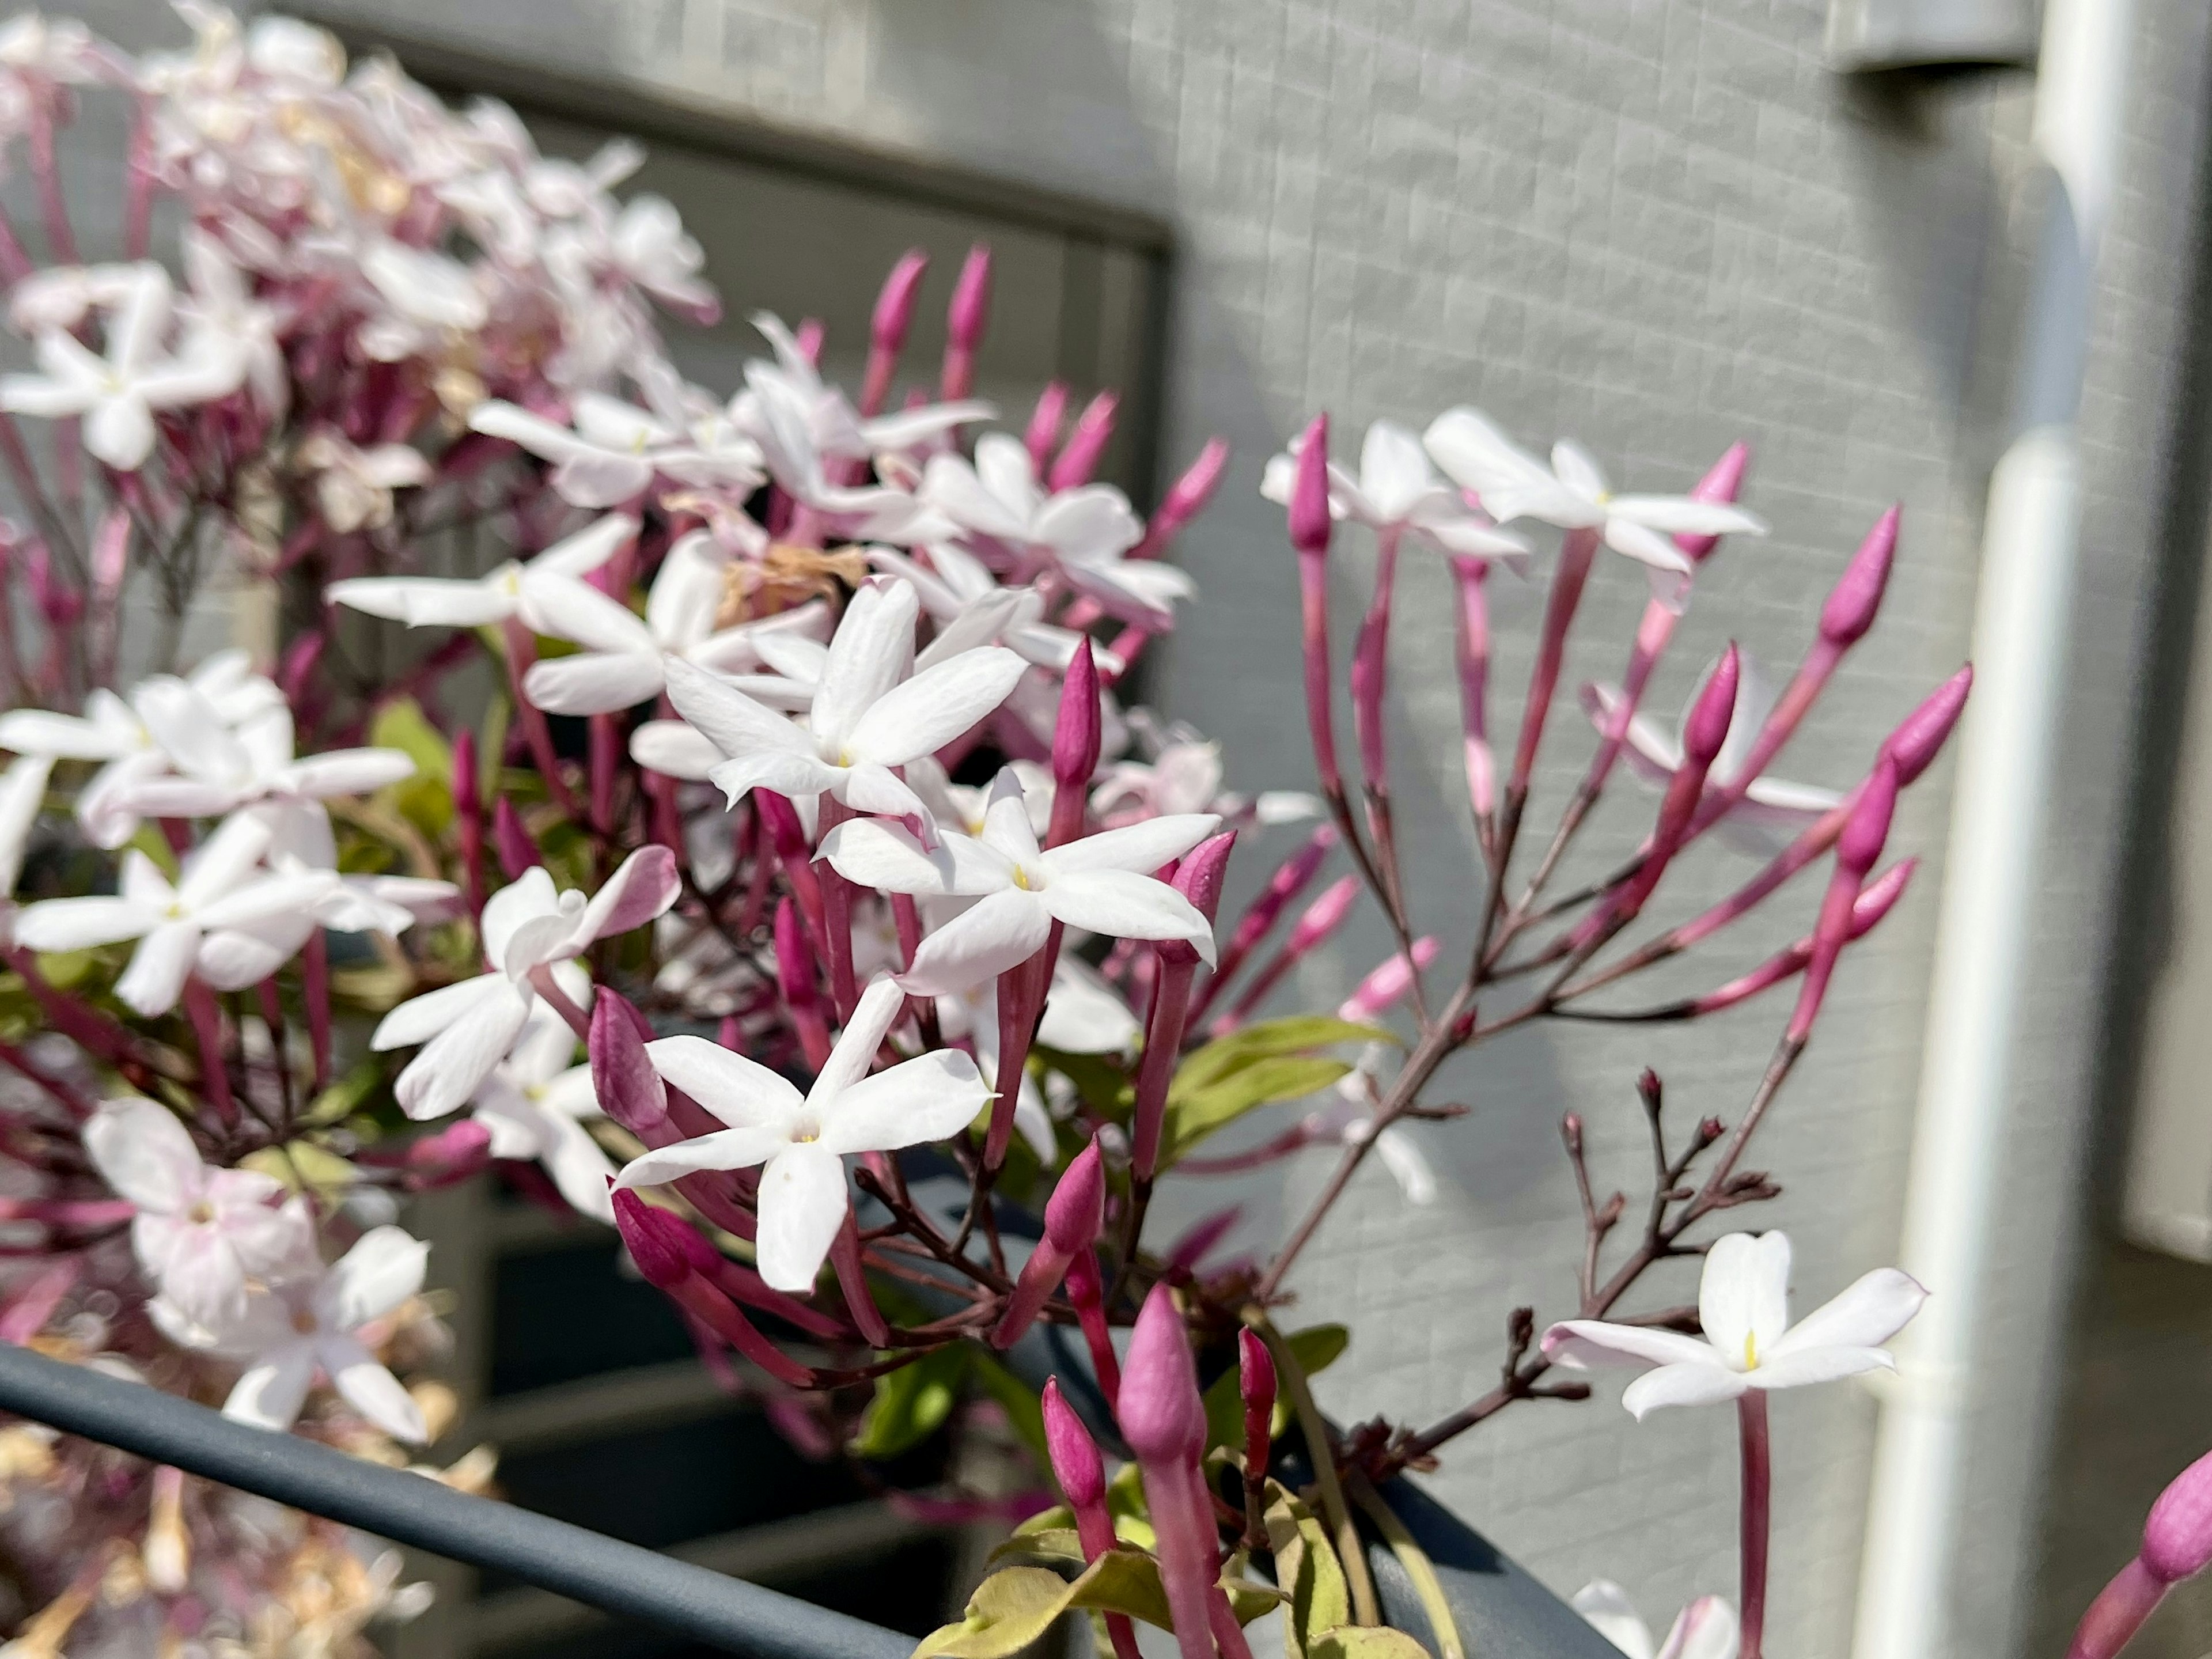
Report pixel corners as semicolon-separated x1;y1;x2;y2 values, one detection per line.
1032;1047;1134;1121
1105;1459;1157;1551
913;1551;1285;1658
1170;1017;1393;1099
369;697;454;838
1264;1482;1351;1659
1203;1325;1350;1450
851;1345;967;1461
969;1350;1050;1469
1162;1056;1351;1165
987;1524;1086;1570
1308;1628;1431;1659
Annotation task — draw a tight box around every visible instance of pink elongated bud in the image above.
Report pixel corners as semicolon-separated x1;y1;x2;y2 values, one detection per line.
794;318;825;366
1047;1379;1146;1659
1839;755;1899;878
1820;506;1899;646
613;1189;721;1290
403;1118;493;1187
1238;1328;1276;1467
1045;1377;1109;1520
493;796;540;880
1339;937;1440;1021
1137;438;1230;558
991;1139;1107;1348
1676;442;1751;563
452;729;486;915
940;244;992;400
1681;644;1741;768
1156;831;1235;969
2143;1446;2212;1584
1119;1283;1205;1463
1049;639;1103;846
590;987;668;1134
1063;1244;1122;1409
1884;664;1974;783
1289;414;1332;558
870;249;929;352
1025;381;1070;472
1048;391;1118;490
1449;554;1496;819
1685;860;1916;1018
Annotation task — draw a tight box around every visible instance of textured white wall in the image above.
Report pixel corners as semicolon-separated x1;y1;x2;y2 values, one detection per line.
66;1;2212;1652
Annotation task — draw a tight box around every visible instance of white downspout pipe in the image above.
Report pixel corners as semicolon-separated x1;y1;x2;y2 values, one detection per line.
1851;3;2132;1657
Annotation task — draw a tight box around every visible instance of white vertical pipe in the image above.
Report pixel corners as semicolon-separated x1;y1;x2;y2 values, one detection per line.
1850;4;2133;1657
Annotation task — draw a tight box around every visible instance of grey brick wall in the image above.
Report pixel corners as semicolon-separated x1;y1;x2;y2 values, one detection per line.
78;1;2212;1652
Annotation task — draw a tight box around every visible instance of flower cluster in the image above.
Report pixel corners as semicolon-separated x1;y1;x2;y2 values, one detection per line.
0;9;2046;1659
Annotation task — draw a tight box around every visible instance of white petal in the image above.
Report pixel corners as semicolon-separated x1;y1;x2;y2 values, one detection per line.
84;1099;202;1213
1036;487;1144;565
192;872;340;933
1656;1597;1737;1659
1041;813;1219;878
664;657;812;759
279;749;418;798
644;1034;804;1130
1040;870;1215;961
1699;1232;1790;1366
571;847;681;953
922;452;1028;540
1359;420;1436;523
370;973;506;1051
536;1111;619;1222
13;895;157;951
818;819;1012;896
223;1341;316;1431
326;576;516;628
811;577;919;755
844;647;1028;766
525;512;641;579
1541;1320;1721;1372
709;751;846;808
323;1226;429;1330
482;868;560;967
86;393;156;471
836;762;933;823
1551;440;1608;500
1621;1362;1750;1419
320;1334;427;1442
811;974;910;1107
615;1124;794;1187
117;922;203;1016
1603;517;1695;574
630;719;725;781
198;919;310;991
1571;1582;1657;1659
1745;1347;1894;1391
752;1142;849;1293
1609;497;1766;537
519;571;656;656
1765;1268;1926;1359
394;987;532;1120
1036;961;1140;1052
896;889;1055;995
819;1050;990;1155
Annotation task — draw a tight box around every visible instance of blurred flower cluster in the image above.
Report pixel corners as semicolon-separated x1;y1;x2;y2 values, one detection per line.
0;7;1994;1659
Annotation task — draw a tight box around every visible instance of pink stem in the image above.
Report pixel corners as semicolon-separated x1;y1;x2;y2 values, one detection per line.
1738;1391;1770;1659
1350;528;1401;798
1448;555;1495;822
2069;1560;2167;1659
1508;527;1600;802
1131;959;1198;1183
180;982;234;1126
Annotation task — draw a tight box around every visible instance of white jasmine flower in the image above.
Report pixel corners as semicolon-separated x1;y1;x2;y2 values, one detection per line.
820;776;1218;995
370;849;679;1122
328;510;635;630
296;430;430;533
468;994;615;1223
84;1097;313;1327
1262;418;1529;564
662;575;1026;824
617;975;991;1290
1572;1581;1737;1659
1423;408;1764;608
1543;1231;1926;1419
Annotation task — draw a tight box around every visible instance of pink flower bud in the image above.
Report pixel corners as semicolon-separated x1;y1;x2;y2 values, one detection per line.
1147;438;1230;548
590;987;667;1133
1118;1283;1205;1463
870;249;929;352
2143;1447;2212;1583
794;318;825;366
1676;442;1751;563
1053;638;1103;796
1237;1329;1276;1483
949;244;993;351
1156;831;1235;969
1048;391;1118;491
1681;645;1740;768
1044;1378;1107;1514
405;1118;492;1185
1338;937;1440;1021
1819;506;1900;646
1289;415;1332;558
612;1190;718;1289
1287;874;1359;954
1839;756;1899;878
1046;1137;1107;1256
279;632;323;704
1884;665;1973;783
492;796;540;880
1025;381;1069;472
1854;857;1917;931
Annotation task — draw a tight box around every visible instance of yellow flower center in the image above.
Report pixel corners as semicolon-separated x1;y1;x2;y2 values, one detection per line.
1742;1332;1759;1370
188;1201;216;1225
